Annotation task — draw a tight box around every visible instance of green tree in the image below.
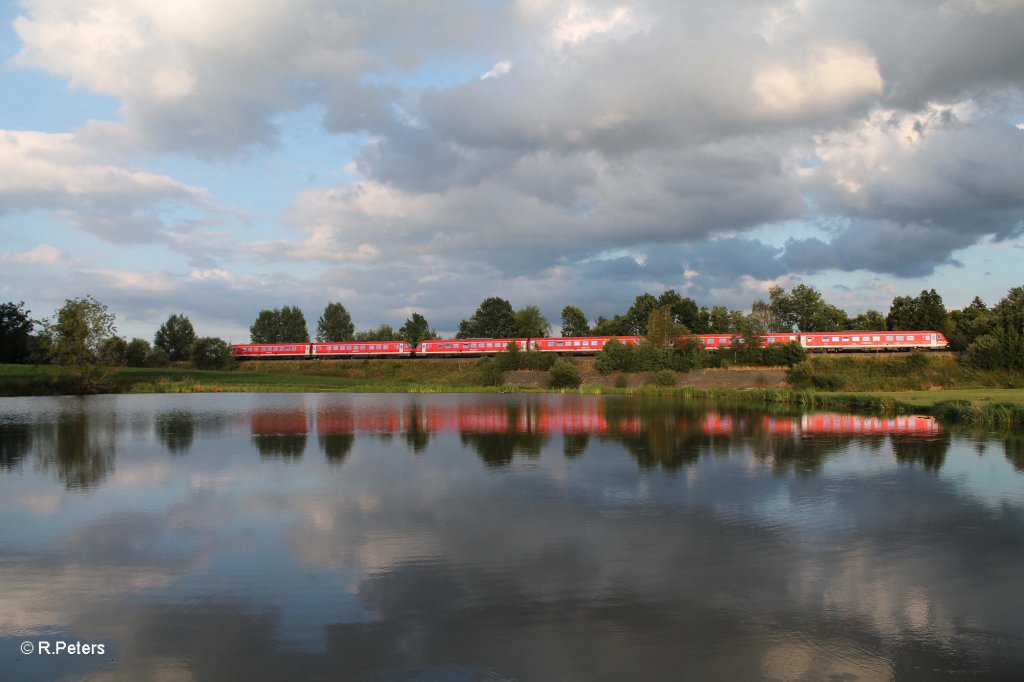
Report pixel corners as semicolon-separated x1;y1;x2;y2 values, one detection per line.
0;301;34;363
251;306;310;343
887;290;947;332
154;313;196;361
46;295;117;392
191;337;234;369
646;306;683;347
707;305;731;333
399;313;436;346
514;305;551;338
561;306;590;337
99;336;127;366
966;287;1024;370
49;295;117;367
947;297;994;352
316;302;355;342
849;309;887;331
749;300;779;332
658;290;703;332
125;338;151;367
625;293;659;335
355;324;400;341
593;315;629;336
457;297;518;338
770;284;848;332
279;306;309;342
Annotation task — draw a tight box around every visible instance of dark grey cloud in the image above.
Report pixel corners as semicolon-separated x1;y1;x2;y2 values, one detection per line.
783;222;971;278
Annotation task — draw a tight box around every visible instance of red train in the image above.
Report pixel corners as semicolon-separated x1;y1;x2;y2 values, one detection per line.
232;330;948;360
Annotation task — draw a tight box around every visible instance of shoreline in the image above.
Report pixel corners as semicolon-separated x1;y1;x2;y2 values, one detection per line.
2;362;1023;429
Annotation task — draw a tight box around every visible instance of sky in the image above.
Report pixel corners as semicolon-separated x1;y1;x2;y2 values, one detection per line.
1;0;1022;342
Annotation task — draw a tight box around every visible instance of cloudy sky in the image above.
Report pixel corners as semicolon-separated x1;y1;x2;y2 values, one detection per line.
1;0;1022;341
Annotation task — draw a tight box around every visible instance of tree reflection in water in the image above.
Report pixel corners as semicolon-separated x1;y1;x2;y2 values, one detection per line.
563;434;589;458
459;403;546;468
233;398;951;473
34;410;116;489
251;411;307;459
319;434;355;465
155;411;194;455
1002;435;1024;473
0;422;31;470
404;404;431;454
892;433;952;471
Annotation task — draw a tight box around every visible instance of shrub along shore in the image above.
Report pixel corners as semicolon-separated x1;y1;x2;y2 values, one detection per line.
2;354;1023;429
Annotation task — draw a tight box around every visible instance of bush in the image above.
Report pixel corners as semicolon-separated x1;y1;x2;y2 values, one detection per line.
668;342;704;372
474;357;502;386
613;374;629;388
811;374;845;391
548;359;582;389
650;369;676;387
494;341;522;371
903;351;929;373
144;346;170;367
633;340;666;371
786;361;813;388
595;339;629;373
191;337;234;370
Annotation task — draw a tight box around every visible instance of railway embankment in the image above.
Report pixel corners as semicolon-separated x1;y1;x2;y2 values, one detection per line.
2;355;1023;428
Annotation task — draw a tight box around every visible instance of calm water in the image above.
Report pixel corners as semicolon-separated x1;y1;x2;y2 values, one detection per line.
1;393;1023;681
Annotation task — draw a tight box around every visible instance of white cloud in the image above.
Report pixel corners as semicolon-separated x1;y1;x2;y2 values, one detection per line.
3;244;64;265
481;59;512;80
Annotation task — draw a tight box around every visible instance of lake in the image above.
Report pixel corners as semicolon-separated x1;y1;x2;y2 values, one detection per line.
1;393;1023;681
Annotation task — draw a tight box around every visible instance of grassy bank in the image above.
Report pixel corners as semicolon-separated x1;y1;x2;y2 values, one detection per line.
793;354;1024;391
3;357;1024;429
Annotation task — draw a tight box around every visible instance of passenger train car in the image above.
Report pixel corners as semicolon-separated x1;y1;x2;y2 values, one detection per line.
232;330;947;360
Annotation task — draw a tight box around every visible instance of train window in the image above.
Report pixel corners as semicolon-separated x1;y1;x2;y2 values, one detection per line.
768;337;775;343
557;341;563;346
720;338;727;344
842;337;849;342
896;335;904;341
852;336;860;342
907;335;914;340
832;336;839;342
822;337;829;342
886;336;893;341
872;336;880;341
573;341;580;346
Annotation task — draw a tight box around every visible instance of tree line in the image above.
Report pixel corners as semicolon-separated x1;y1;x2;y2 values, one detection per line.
3;283;1023;375
0;297;233;391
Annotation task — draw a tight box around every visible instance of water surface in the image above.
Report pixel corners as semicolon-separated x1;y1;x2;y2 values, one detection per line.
1;393;1022;681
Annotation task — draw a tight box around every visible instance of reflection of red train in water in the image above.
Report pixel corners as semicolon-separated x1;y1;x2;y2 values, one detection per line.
249;402;939;437
232;330;949;360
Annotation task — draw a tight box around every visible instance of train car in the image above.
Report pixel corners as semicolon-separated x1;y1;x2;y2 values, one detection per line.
232;343;312;360
799;330;948;351
688;333;799;349
532;336;642;353
414;338;530;356
312;341;413;358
